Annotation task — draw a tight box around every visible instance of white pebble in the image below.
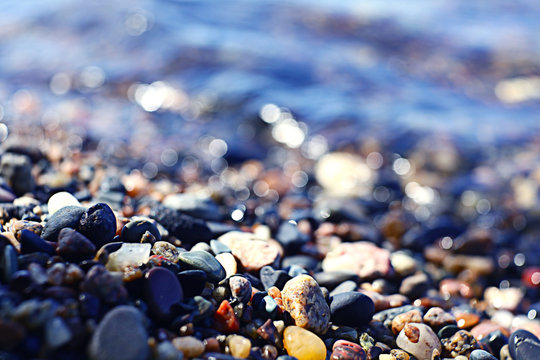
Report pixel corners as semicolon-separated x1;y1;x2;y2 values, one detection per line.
48;191;81;215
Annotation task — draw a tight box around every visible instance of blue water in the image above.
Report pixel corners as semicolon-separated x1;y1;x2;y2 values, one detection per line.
1;0;540;147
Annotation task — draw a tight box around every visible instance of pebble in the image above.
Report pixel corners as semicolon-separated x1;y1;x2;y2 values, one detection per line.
80;264;128;304
229;275;252;303
391;309;423;335
399;272;432;299
88;305;149;360
0;152;34;196
45;316;72;349
218;231;282;272
1;244;18;283
455;312;480;329
121;218;161;243
47;191;81;216
260;266;290;290
210;239;231;255
105;243;151;272
213;300;239;333
313;271;360;290
228;335;251;359
275;221;310;253
78;203;117;247
396;323;441;360
283;325;326;360
470;349;498;360
149;204;213;244
178;250;226;283
390;252;418;277
331;340;367;360
173;336;205;358
163;193;222;221
156;341;184;360
145;267;183;322
509;329;540;360
315;152;373;197
56;228;96;262
215;252;237;278
423;307;456;331
330;291;374;327
153;241;180;263
19;229;55;255
329;280;357;296
41;205;85;242
441;329;479;357
322;242;393;279
281;275;330;335
11;220;43;239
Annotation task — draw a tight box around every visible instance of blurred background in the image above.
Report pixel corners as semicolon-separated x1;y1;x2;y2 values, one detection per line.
1;0;540;161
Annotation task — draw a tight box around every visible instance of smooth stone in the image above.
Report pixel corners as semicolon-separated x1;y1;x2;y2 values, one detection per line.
391;309;424;335
19;229;55;255
153;241;180;263
275;221;309;253
88;305;149;360
480;329;508;356
288;265;308;278
80;264;128;304
47;192;81;216
191;242;212;253
396;323;441;360
322;242;393;280
229;335;251;359
509;329;540;360
210;239;231;255
149;205;213;244
331;340;367;360
329;280;357;296
177;270;207;298
56;228;96;262
283;326;326;360
281;255;319;271
260;266;290;291
121;219;161;243
470;349;497;360
2;244;18;283
45;317;72;349
163;193;222;221
178;250;226;283
218;231;282;272
438;325;461;340
229;275;252;303
330;292;374;327
399;272;433;299
145;267;183;322
215;252;237;278
156;340;183;360
281;275;330;335
313;271;360;291
373;305;421;327
172;336;205;358
423;307;456;331
78;203;117;247
213;300;239;333
105;243;151;272
41;205;85;242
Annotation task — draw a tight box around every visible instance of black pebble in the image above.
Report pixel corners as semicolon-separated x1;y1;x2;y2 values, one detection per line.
275;221;309;253
56;228;96;262
144;267;184;322
19;229;55;255
330;291;374;327
313;271;360;291
177;270;207;298
509;329;540;360
260;266;290;290
438;325;461;340
149;205;212;245
41;206;85;242
1;244;18;283
480;329;507;356
470;349;497;360
177;251;226;283
77;203;117;247
120;219;161;243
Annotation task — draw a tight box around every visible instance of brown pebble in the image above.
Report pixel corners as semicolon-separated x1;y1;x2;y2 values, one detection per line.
204;337;221;353
455;313;480;329
392;310;423;335
404;323;420;343
423;307;456;331
441;329;478;358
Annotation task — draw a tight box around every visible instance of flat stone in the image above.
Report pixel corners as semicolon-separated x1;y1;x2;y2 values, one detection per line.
145;267;183;322
396;323;441;360
322;242;393;280
281;275;330;335
330;292;374;327
178;250;226;283
218;231;282;272
88;305;149;360
509;329;540;360
283;326;326;360
56;228;96;262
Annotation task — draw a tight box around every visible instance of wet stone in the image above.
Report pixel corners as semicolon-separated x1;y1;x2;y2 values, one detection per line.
396;323;441;360
56;228;96;262
88;305;149;360
330;291;374;327
178;270;207;298
178;250;226;283
260;266;290;290
509;329;540;360
145;267;183;322
41;205;85;242
153;241;180;263
121;218;161;243
219;231;282;272
283;326;326;360
281;274;330;335
78;202;117;248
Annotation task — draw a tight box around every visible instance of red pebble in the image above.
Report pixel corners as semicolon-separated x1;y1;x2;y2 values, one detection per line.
213;300;239;333
331;341;366;360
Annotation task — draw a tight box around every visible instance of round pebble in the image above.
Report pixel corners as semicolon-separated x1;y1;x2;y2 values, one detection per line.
121;219;161;243
47;191;81;216
78;203;117;247
509;329;540;360
396;323;441;360
470;349;497;360
172;336;205;358
178;250;226;283
330;292;374;327
228;335;251;359
283;326;326;360
144;267;184;322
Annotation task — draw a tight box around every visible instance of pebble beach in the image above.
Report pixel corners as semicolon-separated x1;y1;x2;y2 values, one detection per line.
0;1;540;360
